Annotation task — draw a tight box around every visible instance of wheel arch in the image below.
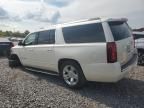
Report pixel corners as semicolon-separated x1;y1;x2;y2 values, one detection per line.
58;58;83;72
9;54;19;60
9;54;21;64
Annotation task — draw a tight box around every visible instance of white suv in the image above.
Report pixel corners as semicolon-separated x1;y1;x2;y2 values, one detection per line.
9;18;137;88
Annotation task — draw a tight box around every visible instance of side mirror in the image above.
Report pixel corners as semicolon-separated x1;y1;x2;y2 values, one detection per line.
18;41;24;46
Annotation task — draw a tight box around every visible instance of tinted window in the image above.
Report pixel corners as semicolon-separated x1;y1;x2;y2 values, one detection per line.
24;33;38;46
62;23;105;43
38;30;55;44
109;21;131;41
49;30;55;44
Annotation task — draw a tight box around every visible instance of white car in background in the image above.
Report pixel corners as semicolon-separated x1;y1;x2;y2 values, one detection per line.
9;18;137;88
135;37;144;65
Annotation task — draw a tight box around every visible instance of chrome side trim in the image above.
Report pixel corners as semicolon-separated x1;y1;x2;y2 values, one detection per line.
25;67;59;76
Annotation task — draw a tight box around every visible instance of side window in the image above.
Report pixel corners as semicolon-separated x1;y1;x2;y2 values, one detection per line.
24;33;38;46
109;21;131;41
49;30;55;44
62;23;105;43
38;30;55;44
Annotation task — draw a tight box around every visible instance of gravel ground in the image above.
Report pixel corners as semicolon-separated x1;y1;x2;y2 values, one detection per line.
0;58;144;108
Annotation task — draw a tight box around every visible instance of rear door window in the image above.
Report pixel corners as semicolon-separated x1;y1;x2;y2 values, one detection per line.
109;21;132;41
38;30;55;44
62;23;106;43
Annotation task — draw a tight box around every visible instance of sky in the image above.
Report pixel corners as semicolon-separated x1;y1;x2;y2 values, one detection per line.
0;0;144;32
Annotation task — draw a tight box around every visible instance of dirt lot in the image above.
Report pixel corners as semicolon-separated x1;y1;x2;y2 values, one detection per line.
0;58;144;108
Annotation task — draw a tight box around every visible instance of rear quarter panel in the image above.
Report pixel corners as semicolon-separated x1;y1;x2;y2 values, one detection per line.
54;43;107;70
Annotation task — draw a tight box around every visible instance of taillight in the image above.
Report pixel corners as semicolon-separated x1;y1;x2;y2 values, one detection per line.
107;42;117;63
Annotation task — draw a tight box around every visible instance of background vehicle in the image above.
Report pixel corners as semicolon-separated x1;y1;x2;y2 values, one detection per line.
0;38;14;57
133;32;144;40
134;32;144;65
9;18;137;88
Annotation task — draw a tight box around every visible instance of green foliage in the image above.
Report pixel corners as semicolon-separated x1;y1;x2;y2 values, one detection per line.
24;30;30;36
0;30;30;37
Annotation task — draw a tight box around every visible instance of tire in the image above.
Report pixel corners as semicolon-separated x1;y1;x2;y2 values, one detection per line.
8;55;21;68
138;50;144;66
60;61;86;88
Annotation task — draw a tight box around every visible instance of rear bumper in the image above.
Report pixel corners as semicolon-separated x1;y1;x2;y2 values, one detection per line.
81;54;137;82
121;54;137;72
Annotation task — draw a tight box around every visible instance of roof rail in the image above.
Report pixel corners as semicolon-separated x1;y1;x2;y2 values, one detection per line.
38;17;101;30
62;17;101;25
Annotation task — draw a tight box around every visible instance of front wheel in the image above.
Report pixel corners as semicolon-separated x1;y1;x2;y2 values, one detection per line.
9;55;21;68
60;61;86;88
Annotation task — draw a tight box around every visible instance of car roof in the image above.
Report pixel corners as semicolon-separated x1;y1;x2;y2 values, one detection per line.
133;32;144;35
0;38;10;42
32;17;128;33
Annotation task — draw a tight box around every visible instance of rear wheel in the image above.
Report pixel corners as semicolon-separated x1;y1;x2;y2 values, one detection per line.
60;61;86;88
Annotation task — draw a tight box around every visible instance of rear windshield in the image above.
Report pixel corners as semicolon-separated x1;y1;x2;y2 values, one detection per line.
109;21;131;41
62;23;106;43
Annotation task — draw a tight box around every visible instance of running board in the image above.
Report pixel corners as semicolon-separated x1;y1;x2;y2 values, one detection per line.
25;67;59;76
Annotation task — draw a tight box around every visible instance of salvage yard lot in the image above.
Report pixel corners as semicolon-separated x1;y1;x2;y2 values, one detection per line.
0;58;144;108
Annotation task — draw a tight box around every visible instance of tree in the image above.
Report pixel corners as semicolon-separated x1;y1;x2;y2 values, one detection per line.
24;30;30;36
5;31;11;36
0;29;30;37
13;31;22;37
